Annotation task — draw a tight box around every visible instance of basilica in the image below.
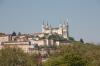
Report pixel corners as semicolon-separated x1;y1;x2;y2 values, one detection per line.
0;20;70;53
42;21;69;39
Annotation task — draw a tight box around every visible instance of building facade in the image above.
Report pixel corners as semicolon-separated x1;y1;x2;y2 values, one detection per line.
42;21;69;39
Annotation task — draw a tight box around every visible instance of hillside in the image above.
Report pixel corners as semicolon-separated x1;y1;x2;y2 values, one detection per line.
0;41;100;66
43;42;100;66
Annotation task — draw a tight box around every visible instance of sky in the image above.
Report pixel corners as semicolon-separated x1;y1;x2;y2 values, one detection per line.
0;0;100;43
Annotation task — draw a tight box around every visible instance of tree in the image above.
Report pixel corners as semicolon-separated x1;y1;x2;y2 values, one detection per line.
63;54;88;66
43;42;100;66
69;37;75;41
0;47;35;66
44;53;88;66
80;38;84;43
48;34;65;41
18;32;21;36
12;31;17;36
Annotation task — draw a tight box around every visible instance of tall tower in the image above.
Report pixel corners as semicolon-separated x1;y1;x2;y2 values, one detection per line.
62;18;69;39
45;21;49;29
42;20;45;33
66;22;69;39
49;24;52;34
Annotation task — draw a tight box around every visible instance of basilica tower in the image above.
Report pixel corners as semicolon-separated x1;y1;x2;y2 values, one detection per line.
42;19;69;40
62;22;69;39
42;20;45;33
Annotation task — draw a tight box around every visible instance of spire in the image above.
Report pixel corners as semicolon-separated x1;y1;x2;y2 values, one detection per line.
65;17;69;26
67;22;68;26
66;18;69;26
64;20;66;25
45;20;49;28
63;19;66;27
67;18;68;22
49;24;52;29
62;17;68;26
43;20;45;25
47;20;48;26
59;18;63;28
42;20;45;32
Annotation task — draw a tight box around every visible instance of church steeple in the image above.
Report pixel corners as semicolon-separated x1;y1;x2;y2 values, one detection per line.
43;20;45;25
42;20;45;32
46;21;49;26
66;18;69;26
64;18;69;26
66;18;69;40
45;21;49;29
62;17;69;39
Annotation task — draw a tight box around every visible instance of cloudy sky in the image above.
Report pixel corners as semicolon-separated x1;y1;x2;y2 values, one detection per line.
0;0;100;43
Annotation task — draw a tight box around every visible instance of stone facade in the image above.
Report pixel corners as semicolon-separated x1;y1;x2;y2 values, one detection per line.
42;22;69;39
0;35;9;44
0;20;70;54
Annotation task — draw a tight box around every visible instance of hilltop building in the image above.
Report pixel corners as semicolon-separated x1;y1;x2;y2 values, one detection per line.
0;20;70;54
42;21;69;39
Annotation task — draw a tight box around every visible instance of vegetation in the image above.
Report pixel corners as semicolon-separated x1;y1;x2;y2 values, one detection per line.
69;37;75;41
0;47;36;66
0;42;100;66
48;34;66;41
18;32;21;36
11;31;17;36
0;33;6;36
80;38;84;43
43;42;100;66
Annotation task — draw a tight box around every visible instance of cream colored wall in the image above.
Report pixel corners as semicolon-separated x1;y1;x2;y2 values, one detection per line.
42;24;69;39
17;44;30;53
52;29;58;34
2;43;33;53
33;40;45;46
0;36;9;43
38;33;44;37
43;27;63;36
58;28;63;35
44;30;51;34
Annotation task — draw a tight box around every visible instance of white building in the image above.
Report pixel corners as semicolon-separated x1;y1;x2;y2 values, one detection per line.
0;35;9;44
1;41;34;53
42;21;69;39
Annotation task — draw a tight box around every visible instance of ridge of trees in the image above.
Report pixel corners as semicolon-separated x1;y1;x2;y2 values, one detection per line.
43;43;100;66
0;41;100;66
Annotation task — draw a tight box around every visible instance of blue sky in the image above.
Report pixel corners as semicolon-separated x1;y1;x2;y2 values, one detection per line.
0;0;100;43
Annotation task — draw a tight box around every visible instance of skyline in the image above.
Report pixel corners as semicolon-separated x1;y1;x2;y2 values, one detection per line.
0;0;100;43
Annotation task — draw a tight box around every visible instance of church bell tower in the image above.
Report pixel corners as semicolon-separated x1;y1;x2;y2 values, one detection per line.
62;18;69;39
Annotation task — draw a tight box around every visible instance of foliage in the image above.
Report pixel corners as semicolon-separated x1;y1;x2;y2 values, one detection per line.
11;31;17;36
0;47;36;66
69;37;75;41
48;34;66;41
44;52;88;66
0;42;100;66
80;38;84;43
43;42;100;66
18;32;21;36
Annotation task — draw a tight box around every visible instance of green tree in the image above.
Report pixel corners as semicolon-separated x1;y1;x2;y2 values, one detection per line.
12;31;17;36
0;47;35;66
69;37;75;41
44;53;88;66
18;32;21;36
43;42;100;66
80;38;84;43
48;34;66;41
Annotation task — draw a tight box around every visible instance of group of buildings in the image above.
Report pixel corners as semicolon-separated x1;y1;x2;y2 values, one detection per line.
0;21;69;54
